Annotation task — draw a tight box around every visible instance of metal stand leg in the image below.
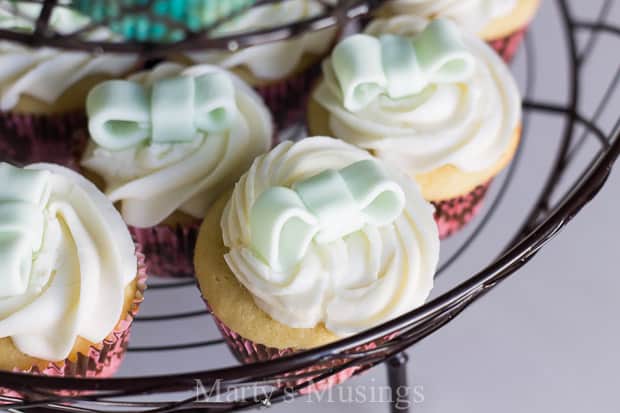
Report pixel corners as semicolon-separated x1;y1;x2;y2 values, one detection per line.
387;352;410;413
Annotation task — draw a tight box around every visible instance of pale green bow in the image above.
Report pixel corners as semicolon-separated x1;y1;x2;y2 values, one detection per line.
87;72;238;151
0;163;50;298
250;159;405;272
331;19;476;112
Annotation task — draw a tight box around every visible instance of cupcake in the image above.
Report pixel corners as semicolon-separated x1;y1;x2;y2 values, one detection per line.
374;0;541;62
0;3;141;170
308;18;522;238
0;162;145;378
195;137;439;391
81;62;273;278
180;0;340;131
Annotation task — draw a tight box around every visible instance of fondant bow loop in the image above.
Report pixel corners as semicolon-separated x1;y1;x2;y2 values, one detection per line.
331;19;476;112
0;163;50;298
87;72;238;151
250;159;405;272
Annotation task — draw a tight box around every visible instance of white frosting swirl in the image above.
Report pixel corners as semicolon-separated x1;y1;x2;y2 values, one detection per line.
81;63;273;228
222;137;439;336
186;0;338;81
313;16;521;174
381;0;518;34
0;2;138;111
0;42;138;111
0;163;137;361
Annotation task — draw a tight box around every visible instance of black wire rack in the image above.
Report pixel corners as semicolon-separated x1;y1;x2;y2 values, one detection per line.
0;0;372;55
0;0;619;412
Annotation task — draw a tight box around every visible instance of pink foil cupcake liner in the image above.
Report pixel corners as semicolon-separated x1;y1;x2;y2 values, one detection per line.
130;221;201;278
0;110;88;170
255;60;323;135
0;251;147;401
433;181;491;239
209;307;396;394
487;27;527;63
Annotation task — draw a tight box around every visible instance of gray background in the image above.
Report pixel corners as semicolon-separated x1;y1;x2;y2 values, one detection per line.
118;1;620;411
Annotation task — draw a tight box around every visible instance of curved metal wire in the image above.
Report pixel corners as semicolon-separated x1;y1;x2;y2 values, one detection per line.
0;0;371;56
1;0;619;411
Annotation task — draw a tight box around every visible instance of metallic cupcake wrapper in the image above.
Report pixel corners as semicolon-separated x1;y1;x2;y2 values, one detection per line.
0;110;88;170
1;249;147;402
255;60;324;135
207;301;396;394
130;221;200;278
488;27;527;63
433;181;491;239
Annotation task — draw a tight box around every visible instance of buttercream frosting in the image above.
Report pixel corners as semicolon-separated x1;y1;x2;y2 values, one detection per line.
0;2;137;111
186;0;338;81
380;0;518;34
81;63;273;228
0;162;137;361
313;17;521;174
222;137;439;336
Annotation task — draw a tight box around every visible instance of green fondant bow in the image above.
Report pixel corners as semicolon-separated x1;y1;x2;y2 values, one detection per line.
0;163;50;298
331;19;476;112
250;159;405;272
87;72;238;151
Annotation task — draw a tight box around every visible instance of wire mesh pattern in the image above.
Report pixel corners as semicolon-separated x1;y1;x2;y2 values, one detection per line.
0;0;619;411
0;0;372;56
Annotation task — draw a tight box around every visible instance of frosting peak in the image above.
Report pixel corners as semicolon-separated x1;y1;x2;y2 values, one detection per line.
0;162;137;361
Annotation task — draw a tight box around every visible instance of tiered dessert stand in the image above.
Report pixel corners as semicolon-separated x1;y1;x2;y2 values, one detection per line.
0;0;619;412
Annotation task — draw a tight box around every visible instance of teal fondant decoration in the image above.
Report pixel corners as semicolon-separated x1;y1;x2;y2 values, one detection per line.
72;0;257;42
0;163;50;298
331;19;476;111
250;159;405;272
87;71;238;151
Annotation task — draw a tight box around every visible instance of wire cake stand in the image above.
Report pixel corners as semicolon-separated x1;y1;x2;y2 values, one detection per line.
0;0;619;412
